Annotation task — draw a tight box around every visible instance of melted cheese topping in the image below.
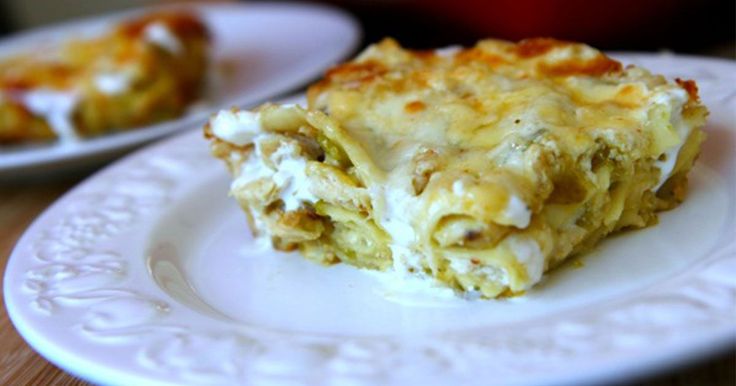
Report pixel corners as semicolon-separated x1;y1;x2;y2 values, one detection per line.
144;22;183;54
309;39;700;182
94;72;132;95
20;89;80;141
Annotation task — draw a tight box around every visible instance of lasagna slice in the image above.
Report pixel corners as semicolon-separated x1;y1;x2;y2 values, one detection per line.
205;38;707;298
0;10;209;144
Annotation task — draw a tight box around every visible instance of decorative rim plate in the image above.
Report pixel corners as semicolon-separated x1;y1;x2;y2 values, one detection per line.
4;54;736;386
0;2;360;178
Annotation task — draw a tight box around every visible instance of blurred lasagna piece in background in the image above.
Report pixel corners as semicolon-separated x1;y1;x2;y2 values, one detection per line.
0;10;209;144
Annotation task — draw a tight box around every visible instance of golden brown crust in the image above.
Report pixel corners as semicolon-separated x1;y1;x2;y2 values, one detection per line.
675;78;701;102
537;55;623;77
455;48;508;67
514;38;568;58
117;11;210;41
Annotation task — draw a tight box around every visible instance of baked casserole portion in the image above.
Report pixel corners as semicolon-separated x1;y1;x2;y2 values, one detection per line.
205;38;707;298
0;10;209;144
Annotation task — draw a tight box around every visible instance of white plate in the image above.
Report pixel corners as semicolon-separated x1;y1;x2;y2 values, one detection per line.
5;54;736;386
0;2;359;178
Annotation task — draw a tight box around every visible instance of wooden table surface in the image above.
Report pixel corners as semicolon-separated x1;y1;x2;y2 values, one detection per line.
1;177;734;386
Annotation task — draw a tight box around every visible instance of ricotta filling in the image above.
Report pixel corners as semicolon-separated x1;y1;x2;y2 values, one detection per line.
506;235;544;288
448;258;510;287
444;237;544;290
388;245;423;275
230;138;317;212
378;186;418;247
144;22;183;54
94;72;131;95
445;235;544;291
20;89;80;141
372;183;425;275
376;177;537;287
452;179;465;195
230;137;271;191
211;110;262;146
502;194;531;228
448;258;473;274
270;143;318;211
212;108;318;212
652;88;691;190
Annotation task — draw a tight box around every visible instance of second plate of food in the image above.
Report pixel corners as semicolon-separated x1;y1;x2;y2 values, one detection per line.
0;2;360;178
